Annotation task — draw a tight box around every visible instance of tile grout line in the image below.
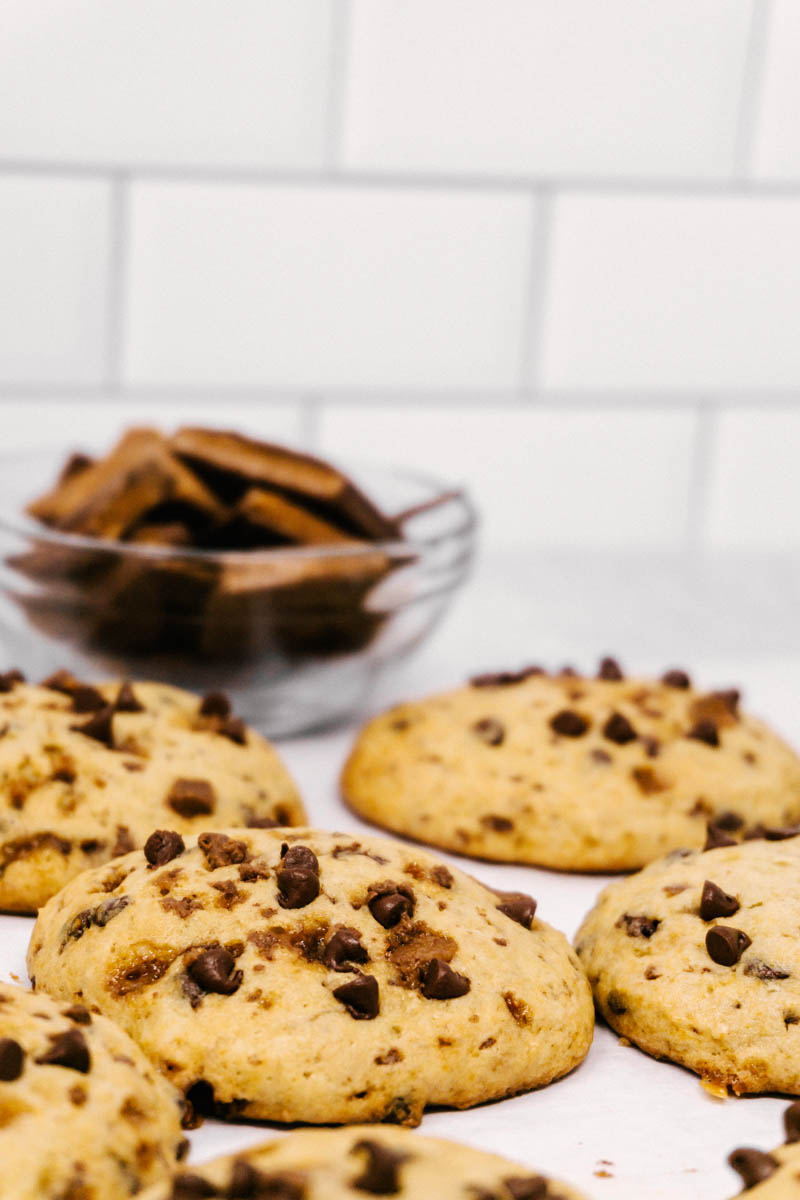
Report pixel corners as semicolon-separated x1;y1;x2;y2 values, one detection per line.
103;174;131;391
684;402;718;554
6;159;800;196
732;0;774;181
518;188;554;391
323;0;352;173
0;385;798;407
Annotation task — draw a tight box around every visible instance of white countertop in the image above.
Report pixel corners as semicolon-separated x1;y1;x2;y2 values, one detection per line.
3;548;799;1199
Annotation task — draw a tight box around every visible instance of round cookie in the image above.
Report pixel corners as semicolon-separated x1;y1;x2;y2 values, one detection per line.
139;1126;589;1199
724;1102;800;1196
575;835;800;1095
0;671;304;911
0;981;185;1200
342;659;800;871
27;826;593;1126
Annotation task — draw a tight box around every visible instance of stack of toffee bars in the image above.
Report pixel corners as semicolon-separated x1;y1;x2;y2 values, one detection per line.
14;427;404;662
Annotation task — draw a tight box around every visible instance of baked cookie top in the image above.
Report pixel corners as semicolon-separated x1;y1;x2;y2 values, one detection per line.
0;671;304;911
575;836;800;1096
0;981;185;1200
342;659;800;871
725;1102;800;1195
138;1126;589;1199
28;827;593;1127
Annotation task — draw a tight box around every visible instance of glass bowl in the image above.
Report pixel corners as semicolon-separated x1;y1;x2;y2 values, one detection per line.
0;449;477;736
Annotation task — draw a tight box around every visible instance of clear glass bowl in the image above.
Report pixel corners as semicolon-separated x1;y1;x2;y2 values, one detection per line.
0;449;476;736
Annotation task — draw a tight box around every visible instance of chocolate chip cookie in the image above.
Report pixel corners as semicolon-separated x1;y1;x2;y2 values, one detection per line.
28;827;593;1126
0;672;304;911
0;981;185;1199
575;836;800;1095
137;1126;588;1199
342;659;800;871
724;1102;800;1195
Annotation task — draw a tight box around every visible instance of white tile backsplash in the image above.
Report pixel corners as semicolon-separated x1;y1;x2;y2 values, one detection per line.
343;0;751;180
540;193;800;392
318;405;697;550
123;182;534;390
705;409;800;548
0;2;798;557
0;0;332;170
753;0;800;180
0;175;110;384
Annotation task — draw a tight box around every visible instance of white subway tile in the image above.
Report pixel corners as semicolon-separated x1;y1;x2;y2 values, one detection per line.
705;409;800;548
1;398;304;454
0;176;110;384
753;1;800;179
343;0;751;180
123;182;533;390
540;194;800;391
318;404;696;549
0;0;331;169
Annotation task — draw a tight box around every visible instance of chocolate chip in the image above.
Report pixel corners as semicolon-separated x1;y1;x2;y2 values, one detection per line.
218;716;247;745
602;712;637;745
281;844;319;874
743;959;790;980
641;736;660;758
420;958;471;999
144;829;185;867
368;886;415;929
716;811;744;831
41;669;81;694
62;1006;92;1026
71;704;115;748
706;925;751;966
496;891;537;929
199;691;231;718
167;779;216;819
784;1100;800;1143
728;1148;778;1189
549;709;589;737
704;821;738;851
503;1178;549;1200
187;945;243;996
115;682;144;713
662;669;691;689
198;831;248;869
277;867;320;909
322;928;369;972
333;973;380;1019
71;684;107;713
0;669;24;693
35;1028;90;1073
598;657;624;681
688;719;719;747
0;1038;24;1080
616;913;660;939
472;717;505;747
227;1160;306;1199
94;896;129;926
700;881;740;921
470;666;544;688
170;1174;218;1199
351;1139;409;1194
761;825;800;841
714;688;741;717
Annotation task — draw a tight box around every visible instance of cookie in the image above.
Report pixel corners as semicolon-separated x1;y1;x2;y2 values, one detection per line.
27;827;593;1126
342;659;800;871
0;672;304;911
575;835;800;1095
0;981;185;1199
137;1126;588;1199
724;1102;800;1195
